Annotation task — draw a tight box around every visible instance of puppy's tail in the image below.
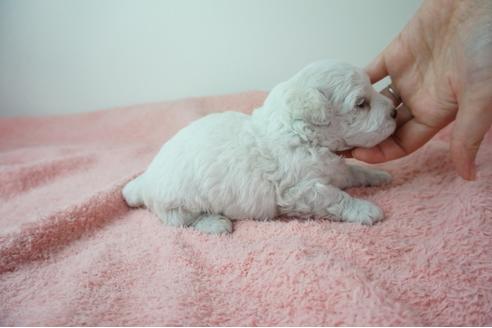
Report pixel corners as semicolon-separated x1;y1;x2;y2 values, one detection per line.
122;175;145;207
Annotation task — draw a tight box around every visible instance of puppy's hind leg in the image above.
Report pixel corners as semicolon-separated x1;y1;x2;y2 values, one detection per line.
157;207;201;228
192;214;233;235
156;208;232;234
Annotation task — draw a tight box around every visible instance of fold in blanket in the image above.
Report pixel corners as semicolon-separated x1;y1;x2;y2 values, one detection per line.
1;91;491;326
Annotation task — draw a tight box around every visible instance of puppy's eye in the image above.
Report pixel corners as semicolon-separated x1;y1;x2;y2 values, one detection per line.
355;97;369;109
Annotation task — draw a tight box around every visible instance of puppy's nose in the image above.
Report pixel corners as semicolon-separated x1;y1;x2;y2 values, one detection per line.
390;108;397;119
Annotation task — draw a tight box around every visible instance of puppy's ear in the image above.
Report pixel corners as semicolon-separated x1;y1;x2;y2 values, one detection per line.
284;87;330;125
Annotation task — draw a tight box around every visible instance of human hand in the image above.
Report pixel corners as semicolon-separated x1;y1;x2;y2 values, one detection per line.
352;0;492;180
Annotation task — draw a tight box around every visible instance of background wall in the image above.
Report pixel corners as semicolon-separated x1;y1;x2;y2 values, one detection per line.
0;0;421;116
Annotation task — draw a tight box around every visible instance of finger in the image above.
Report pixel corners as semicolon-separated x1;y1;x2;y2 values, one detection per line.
395;104;413;128
450;98;492;180
365;52;388;84
353;118;440;163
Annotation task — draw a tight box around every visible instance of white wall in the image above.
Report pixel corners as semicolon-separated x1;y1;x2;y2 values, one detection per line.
0;0;421;116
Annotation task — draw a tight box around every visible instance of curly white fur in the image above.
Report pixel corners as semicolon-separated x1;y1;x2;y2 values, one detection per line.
122;60;397;234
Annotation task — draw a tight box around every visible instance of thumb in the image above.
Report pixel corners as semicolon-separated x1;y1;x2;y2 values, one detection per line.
365;52;388;84
450;93;492;180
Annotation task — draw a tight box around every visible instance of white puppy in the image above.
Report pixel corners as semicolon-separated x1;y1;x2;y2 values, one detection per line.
122;60;397;234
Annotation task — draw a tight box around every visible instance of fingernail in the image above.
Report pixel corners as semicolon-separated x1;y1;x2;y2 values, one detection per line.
468;165;476;181
462;162;476;181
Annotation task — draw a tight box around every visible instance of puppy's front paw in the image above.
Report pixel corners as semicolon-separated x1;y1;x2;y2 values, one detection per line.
343;199;384;225
365;169;392;187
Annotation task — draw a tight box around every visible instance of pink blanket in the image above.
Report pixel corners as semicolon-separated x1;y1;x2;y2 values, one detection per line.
1;91;491;326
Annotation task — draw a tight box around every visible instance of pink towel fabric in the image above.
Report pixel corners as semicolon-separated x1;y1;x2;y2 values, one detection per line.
1;91;491;326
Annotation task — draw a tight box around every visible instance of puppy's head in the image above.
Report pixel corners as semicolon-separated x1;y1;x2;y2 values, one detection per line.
266;60;397;151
